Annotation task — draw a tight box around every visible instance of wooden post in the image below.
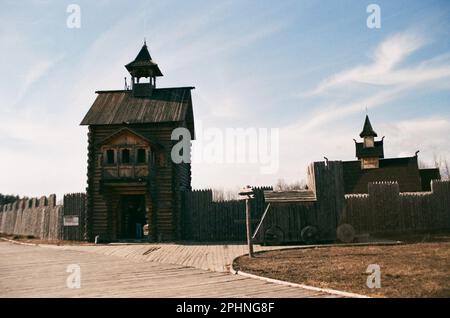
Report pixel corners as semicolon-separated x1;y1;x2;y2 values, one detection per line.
246;198;254;258
239;185;255;258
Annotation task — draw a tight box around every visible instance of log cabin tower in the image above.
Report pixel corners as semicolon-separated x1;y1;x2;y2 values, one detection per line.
80;42;195;242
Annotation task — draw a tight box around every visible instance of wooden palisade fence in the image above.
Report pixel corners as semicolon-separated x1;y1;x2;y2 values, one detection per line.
342;180;450;234
254;161;344;244
62;193;87;241
1;162;449;242
0;195;62;240
181;187;271;241
0;193;86;241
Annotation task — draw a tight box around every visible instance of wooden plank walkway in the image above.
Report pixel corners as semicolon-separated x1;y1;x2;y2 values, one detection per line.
0;242;340;298
51;243;303;272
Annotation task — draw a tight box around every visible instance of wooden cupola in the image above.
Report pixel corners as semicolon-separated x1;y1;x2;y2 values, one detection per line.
125;41;163;98
355;115;384;169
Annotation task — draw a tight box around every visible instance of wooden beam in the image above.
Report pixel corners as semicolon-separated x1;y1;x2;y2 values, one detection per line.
252;203;271;240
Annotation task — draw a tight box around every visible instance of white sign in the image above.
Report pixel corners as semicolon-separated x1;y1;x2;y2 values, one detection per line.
64;216;79;226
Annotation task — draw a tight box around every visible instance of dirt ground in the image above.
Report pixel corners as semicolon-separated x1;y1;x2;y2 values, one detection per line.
234;233;450;298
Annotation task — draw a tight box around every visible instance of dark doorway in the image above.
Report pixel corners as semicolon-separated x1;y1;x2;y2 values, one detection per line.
119;195;146;239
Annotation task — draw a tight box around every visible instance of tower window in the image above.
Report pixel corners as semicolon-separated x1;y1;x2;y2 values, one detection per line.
364;136;374;148
106;149;115;164
121;149;131;164
137;148;147;164
361;158;379;169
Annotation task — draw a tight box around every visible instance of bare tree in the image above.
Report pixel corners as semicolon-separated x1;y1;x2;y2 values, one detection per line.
212;187;240;201
0;194;20;205
433;154;450;180
274;178;307;191
444;159;450;179
418;160;429;169
441;158;450;180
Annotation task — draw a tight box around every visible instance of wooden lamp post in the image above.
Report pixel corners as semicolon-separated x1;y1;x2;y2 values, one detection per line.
239;185;255;258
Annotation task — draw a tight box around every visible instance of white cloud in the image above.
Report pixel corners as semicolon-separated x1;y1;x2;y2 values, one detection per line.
297;30;450;134
259;29;450;186
14;56;62;104
381;117;450;160
306;32;427;95
298;87;404;134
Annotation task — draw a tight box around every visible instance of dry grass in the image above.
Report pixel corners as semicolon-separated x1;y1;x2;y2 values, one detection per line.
234;233;450;298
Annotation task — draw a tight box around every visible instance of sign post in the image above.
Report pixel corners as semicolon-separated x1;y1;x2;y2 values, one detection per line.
239;186;255;258
245;198;254;257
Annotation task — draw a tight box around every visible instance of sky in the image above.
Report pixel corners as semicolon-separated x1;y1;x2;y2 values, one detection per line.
1;0;450;199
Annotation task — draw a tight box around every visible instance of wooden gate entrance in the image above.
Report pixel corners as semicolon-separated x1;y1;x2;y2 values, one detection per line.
101;183;154;241
118;195;146;239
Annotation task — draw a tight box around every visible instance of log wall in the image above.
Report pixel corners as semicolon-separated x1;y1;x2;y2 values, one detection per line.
86;123;187;241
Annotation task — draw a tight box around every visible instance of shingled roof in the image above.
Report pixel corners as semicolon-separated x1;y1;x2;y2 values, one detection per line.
80;87;195;136
125;43;163;77
359;115;378;138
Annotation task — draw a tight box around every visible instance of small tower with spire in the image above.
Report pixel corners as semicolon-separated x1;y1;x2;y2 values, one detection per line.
355;115;384;169
125;41;163;97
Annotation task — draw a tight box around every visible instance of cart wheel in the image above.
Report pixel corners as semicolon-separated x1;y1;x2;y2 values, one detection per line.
264;227;284;245
336;224;355;243
301;225;318;244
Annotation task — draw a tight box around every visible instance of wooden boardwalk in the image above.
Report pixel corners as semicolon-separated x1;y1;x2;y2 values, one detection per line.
54;243;301;272
47;240;393;273
0;242;340;298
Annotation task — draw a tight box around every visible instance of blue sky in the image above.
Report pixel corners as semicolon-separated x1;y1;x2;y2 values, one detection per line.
1;0;450;198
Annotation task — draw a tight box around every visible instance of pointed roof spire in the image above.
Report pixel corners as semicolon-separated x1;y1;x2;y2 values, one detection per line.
134;43;152;62
125;42;163;78
359;115;378;138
